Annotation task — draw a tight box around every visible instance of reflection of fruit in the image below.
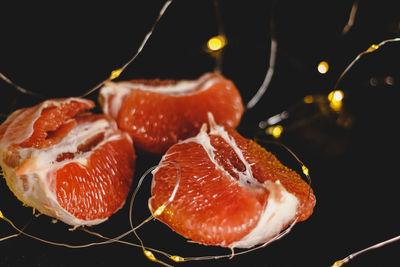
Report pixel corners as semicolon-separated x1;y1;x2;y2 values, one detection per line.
99;72;244;154
0;98;136;226
149;114;315;248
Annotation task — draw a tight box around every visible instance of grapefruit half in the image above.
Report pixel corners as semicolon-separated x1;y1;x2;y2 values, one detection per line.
99;72;244;154
149;114;315;248
0;98;136;226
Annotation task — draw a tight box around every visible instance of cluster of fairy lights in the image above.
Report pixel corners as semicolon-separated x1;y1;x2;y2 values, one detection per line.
1;0;400;266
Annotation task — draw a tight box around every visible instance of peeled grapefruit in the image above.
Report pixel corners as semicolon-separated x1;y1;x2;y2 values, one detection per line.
149;114;316;248
99;72;244;154
0;98;136;226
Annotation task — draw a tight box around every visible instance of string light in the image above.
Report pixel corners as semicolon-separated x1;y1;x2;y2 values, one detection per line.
170;255;185;262
153;204;166;216
207;35;227;51
365;44;380;53
109;68;123;80
317;61;329;74
333;37;400;91
144;249;157;262
266;125;283;138
328;90;344;111
331;259;346;267
301;165;309;177
331;235;400;267
80;0;173;97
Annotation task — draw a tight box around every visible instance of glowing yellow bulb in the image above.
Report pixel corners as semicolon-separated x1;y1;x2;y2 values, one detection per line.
144;250;156;262
330;90;344;102
366;44;380;53
170;255;185;262
302;165;309;177
317;61;329;74
109;68;123;80
207;35;226;51
154;204;166;216
0;210;4;219
328;90;344;111
266;125;283;139
331;260;345;267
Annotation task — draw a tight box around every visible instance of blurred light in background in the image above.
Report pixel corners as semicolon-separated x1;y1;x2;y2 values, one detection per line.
328;90;344;111
207;35;227;52
317;61;329;74
266;125;283;138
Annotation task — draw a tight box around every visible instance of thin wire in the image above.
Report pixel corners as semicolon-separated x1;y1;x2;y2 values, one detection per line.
246;13;277;110
80;0;173;98
0;209;175;264
127;161;182;265
332;234;400;267
0;72;46;99
333;37;400;90
184;218;299;262
128;161;182;230
254;138;312;194
0;213;117;249
329;37;400;267
0;214;31;242
341;0;359;36
212;0;226;73
128;165;159;230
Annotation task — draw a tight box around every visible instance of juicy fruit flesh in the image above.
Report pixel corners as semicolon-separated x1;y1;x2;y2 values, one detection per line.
151;141;268;246
19;100;95;149
233;132;315;221
0;98;136;225
150;121;316;247
56;137;135;221
100;72;244;154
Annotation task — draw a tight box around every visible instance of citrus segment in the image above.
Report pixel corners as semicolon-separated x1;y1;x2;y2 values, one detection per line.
0;98;136;226
0;98;94;149
99;72;244;154
56;137;135;221
149;115;315;248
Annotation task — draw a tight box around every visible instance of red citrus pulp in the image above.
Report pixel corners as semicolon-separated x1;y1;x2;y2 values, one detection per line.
149;114;316;248
99;72;244;154
0;98;136;226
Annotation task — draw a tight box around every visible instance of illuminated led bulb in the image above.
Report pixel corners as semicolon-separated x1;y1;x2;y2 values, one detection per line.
207;35;227;51
331;259;346;267
154;204;166;216
302;165;309;177
317;61;329;74
170;255;185;262
366;44;379;53
330;90;344;102
328;90;344;111
266;125;283;139
143;250;156;262
109;68;123;80
0;210;3;219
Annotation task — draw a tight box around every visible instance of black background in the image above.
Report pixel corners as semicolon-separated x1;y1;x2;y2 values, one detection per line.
1;1;400;266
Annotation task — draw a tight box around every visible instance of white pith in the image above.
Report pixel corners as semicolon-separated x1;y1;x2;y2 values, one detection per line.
0;99;131;226
0;98;90;147
100;73;220;119
152;113;299;248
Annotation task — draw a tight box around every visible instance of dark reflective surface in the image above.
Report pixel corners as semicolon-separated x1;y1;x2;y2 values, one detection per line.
1;1;400;266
